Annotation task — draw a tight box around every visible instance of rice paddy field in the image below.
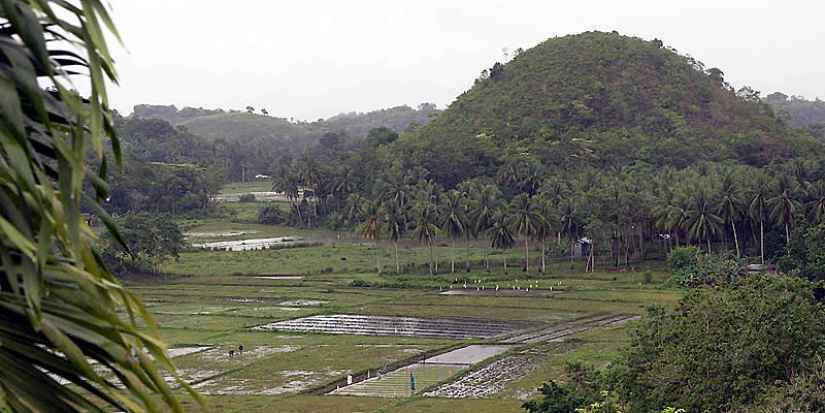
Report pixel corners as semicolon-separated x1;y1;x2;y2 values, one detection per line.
124;186;682;413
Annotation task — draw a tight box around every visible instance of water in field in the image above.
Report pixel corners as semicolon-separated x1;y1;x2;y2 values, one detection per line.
191;236;304;251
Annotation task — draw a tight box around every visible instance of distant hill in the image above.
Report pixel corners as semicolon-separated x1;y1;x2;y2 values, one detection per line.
763;92;825;128
179;112;310;143
404;31;822;187
130;104;442;144
324;103;440;137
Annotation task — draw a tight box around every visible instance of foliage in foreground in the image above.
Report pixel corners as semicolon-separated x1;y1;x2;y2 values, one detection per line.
0;1;198;412
525;274;825;412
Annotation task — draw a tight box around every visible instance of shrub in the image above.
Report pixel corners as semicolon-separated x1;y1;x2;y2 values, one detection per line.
238;193;256;202
257;204;284;225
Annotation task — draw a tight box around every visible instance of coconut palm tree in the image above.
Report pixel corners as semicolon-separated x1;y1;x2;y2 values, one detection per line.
378;169;412;208
684;186;724;252
356;200;382;274
438;189;466;274
535;197;558;274
806;180;825;223
559;199;584;268
748;172;771;264
471;184;502;271
0;2;200;412
381;201;407;275
507;194;544;276
412;202;440;275
488;209;516;274
456;180;477;272
273;165;302;224
296;151;321;226
768;173;806;248
540;176;572;242
717;171;743;257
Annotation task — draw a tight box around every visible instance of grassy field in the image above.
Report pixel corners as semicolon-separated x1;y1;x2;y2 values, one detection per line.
124;194;683;413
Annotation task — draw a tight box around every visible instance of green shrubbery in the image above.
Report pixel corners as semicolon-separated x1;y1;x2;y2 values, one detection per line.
667;246;743;287
525;274;825;412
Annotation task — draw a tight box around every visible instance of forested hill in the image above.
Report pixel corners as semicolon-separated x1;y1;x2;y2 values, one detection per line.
763;92;825;128
404;31;822;187
130;103;441;142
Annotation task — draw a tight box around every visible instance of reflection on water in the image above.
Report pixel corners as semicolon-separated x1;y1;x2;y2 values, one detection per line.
191;236;303;251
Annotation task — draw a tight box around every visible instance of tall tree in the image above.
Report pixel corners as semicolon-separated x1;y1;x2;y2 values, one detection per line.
412;202;440;275
717;171;743;257
749;173;771;264
381;201;406;275
472;184;502;271
356;200;382;274
272;165;302;225
769;173;806;247
296;151;321;226
806;180;825;223
507;194;543;276
559;199;584;268
488;209;516;274
536;197;558;274
684;186;723;252
0;1;199;412
439;189;466;274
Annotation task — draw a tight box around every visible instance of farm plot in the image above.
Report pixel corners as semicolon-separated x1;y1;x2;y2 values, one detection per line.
254;314;534;339
332;345;515;397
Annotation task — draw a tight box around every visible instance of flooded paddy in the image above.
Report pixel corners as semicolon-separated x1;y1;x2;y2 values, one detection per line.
191;236;304;251
254;314;533;339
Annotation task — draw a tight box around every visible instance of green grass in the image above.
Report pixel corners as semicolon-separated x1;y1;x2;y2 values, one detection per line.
220;182;273;194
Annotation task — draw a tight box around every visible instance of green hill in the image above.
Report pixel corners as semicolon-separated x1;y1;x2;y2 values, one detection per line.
179;112;310;143
763;92;825;128
404;31;822;187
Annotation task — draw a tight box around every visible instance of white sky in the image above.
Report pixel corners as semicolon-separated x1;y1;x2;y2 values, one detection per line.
106;0;824;121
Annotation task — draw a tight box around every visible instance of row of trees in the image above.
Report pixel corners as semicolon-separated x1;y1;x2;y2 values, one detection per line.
268;149;825;272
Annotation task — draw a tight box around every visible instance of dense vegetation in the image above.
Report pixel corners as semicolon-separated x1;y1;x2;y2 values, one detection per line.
524;274;825;412
763;91;825;128
405;31;820;187
124;103;441;183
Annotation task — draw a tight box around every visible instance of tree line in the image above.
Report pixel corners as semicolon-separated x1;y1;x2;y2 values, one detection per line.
269;147;825;274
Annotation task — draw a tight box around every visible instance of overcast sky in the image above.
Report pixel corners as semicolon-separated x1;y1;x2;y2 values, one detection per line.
107;0;823;121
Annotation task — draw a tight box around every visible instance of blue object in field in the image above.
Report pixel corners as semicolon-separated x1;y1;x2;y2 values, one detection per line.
410;371;415;391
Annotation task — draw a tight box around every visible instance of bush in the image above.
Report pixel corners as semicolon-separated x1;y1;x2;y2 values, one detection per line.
238;193;256;202
667;246;700;271
257;204;284;225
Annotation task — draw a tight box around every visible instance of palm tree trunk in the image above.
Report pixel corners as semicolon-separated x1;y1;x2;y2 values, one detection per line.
394;240;400;275
427;240;434;275
731;220;740;258
785;222;791;248
760;219;765;265
465;236;471;272
524;238;530;275
434;242;439;274
484;234;490;271
540;239;546;274
503;250;508;274
376;246;382;275
451;239;456;274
